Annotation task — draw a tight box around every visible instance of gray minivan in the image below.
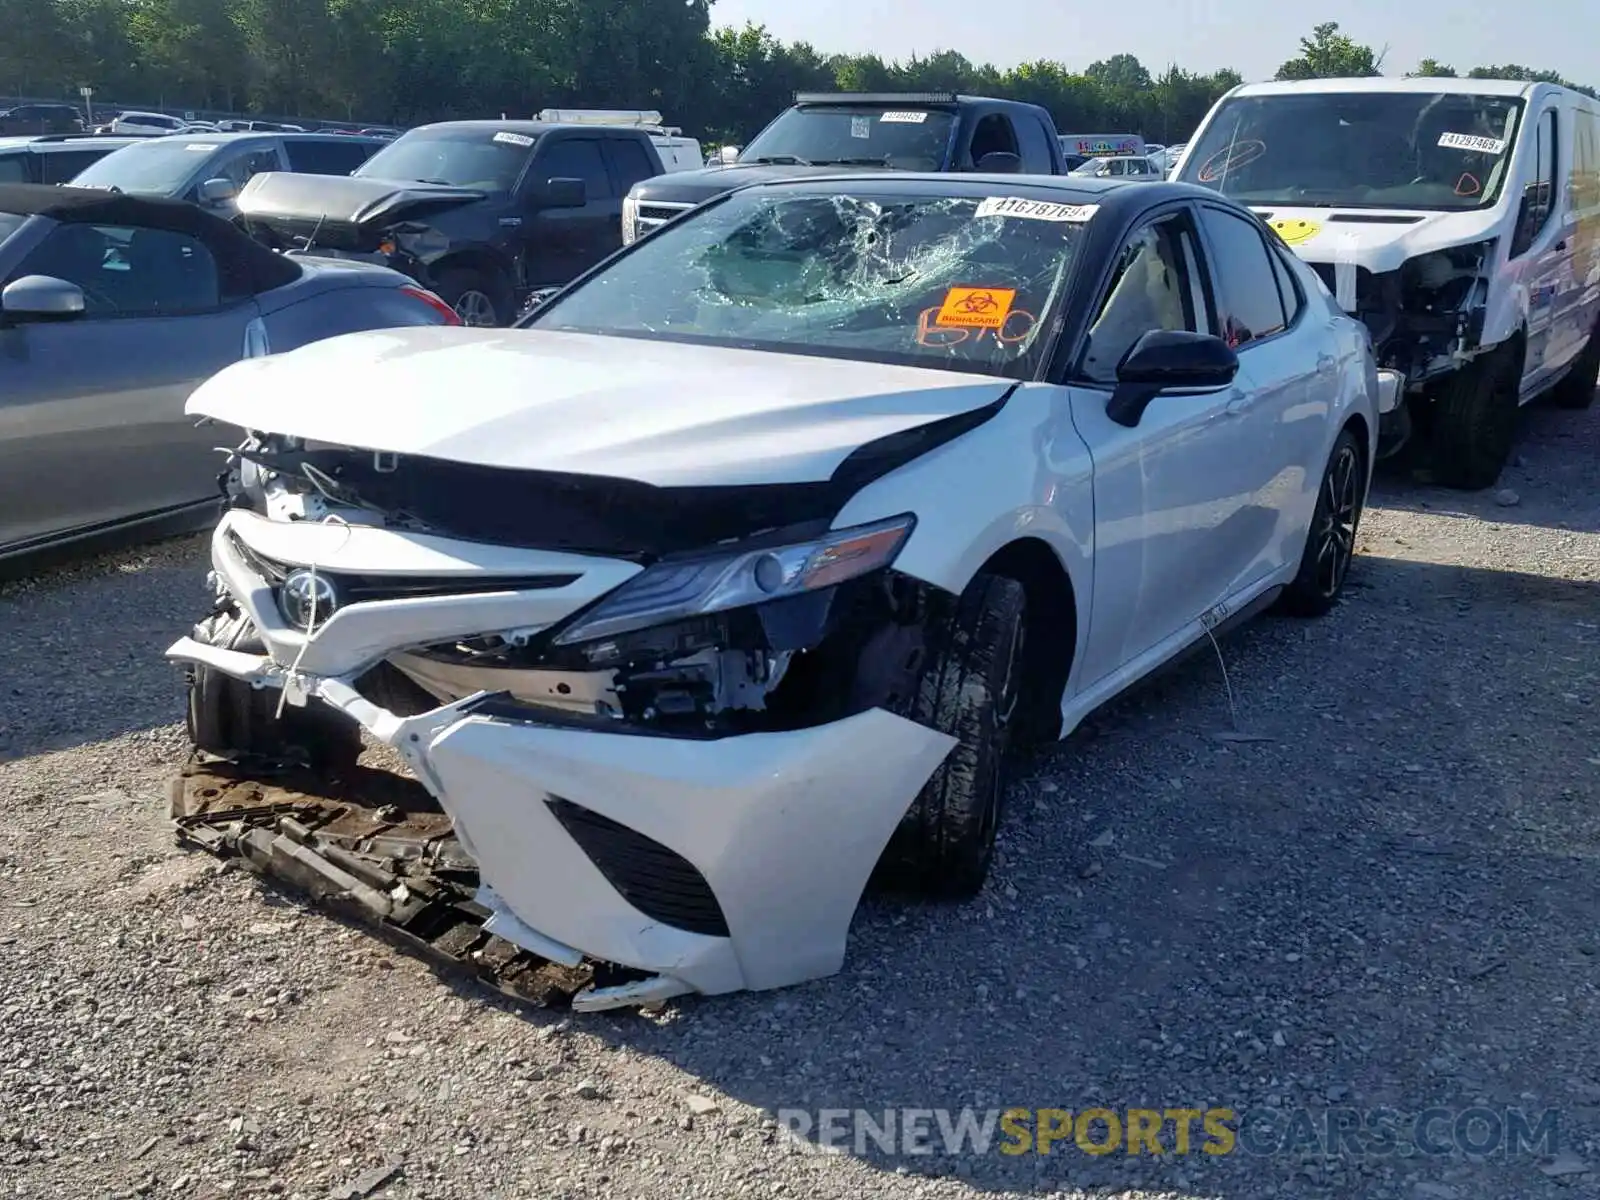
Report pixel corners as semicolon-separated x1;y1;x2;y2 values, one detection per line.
68;132;384;218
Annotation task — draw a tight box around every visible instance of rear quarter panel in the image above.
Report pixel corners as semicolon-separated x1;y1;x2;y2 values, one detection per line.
258;268;447;351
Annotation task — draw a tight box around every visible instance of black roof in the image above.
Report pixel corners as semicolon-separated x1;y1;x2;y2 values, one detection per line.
0;182;301;293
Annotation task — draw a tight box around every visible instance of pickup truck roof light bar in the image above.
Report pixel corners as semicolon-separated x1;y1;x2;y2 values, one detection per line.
793;92;959;106
536;108;665;128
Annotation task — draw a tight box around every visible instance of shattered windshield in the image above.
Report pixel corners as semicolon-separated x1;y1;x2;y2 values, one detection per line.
1178;92;1525;210
525;189;1091;379
739;107;955;169
355;128;535;191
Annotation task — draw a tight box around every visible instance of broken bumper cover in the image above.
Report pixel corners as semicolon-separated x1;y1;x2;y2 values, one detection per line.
166;516;957;1006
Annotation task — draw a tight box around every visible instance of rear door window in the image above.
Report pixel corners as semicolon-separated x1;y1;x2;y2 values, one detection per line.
1012;115;1056;174
1197;205;1290;347
0;154;33;183
604;138;658;194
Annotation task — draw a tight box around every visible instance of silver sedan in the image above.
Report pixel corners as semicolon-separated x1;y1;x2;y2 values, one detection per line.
0;183;460;575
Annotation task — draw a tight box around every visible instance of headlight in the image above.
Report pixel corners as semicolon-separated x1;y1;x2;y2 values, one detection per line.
552;514;915;646
620;194;638;245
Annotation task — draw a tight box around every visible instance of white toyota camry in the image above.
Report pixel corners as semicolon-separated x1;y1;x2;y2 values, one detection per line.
167;173;1382;1010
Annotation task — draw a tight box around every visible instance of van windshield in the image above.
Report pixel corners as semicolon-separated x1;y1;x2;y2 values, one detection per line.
1178;91;1526;210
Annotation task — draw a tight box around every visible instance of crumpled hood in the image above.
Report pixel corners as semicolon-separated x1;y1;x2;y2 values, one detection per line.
1253;205;1505;274
235;171;486;249
186;327;1014;487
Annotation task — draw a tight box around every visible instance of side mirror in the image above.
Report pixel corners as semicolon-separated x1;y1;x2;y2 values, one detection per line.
1106;329;1238;427
535;176;586;208
0;274;86;322
718;145;740;164
198;177;237;203
975;151;1022;174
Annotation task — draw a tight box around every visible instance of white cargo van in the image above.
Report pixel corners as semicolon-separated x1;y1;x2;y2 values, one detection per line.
1173;78;1600;488
535;108;703;174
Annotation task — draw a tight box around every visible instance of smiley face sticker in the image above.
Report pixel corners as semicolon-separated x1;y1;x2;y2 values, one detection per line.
1271;217;1322;246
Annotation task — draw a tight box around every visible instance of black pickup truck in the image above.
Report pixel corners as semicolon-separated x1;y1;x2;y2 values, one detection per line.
623;92;1070;243
233;119;666;326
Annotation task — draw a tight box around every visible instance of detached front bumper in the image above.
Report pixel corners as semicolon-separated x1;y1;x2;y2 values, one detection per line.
166;515;957;1007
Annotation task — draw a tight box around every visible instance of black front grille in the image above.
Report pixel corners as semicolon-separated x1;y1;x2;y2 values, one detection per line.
321;571;580;602
228;531;579;600
547;797;729;937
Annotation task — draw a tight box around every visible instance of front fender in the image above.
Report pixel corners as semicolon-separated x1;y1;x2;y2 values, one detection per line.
1484;271;1531;349
831;379;1094;632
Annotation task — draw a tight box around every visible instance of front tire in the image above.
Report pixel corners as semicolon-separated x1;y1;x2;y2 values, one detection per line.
433;267;511;327
1277;427;1365;618
876;574;1026;899
185;607;363;775
1427;343;1523;489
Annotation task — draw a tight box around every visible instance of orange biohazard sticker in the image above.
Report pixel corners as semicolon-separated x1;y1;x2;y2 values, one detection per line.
936;286;1016;329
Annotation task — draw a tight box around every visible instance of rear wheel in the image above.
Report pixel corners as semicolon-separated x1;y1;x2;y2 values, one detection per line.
876;574;1026;899
1551;320;1600;410
1426;342;1523;490
433;267;511;327
185;606;362;775
1277;427;1365;618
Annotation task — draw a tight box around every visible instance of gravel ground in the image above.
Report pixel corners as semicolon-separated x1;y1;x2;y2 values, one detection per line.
2;400;1597;1200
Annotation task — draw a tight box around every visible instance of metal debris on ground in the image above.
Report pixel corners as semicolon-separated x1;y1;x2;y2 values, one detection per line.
166;758;617;1009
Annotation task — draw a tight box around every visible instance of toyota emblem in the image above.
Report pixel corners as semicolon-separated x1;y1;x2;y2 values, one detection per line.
279;568;340;631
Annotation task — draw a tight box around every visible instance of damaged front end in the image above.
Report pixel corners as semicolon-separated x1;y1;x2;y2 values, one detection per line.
167;430;970;1010
234;170;485;276
1307;237;1495;455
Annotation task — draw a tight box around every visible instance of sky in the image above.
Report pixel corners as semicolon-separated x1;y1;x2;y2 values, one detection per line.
708;0;1594;86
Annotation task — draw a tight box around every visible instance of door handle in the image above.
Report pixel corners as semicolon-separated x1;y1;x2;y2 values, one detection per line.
1316;352;1336;375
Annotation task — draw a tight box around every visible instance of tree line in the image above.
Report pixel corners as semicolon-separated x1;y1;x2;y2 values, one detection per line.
0;3;1591;143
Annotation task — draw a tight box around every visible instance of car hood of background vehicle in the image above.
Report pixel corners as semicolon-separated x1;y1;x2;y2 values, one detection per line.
186;327;1015;488
1252;205;1504;274
237;171;486;235
630;162;906;206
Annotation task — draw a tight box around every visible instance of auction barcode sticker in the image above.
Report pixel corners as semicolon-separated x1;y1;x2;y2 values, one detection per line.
975;196;1099;222
493;131;534;147
1438;132;1507;154
879;111;929;123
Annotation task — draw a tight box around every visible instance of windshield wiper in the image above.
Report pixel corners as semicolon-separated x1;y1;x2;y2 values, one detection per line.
748;154;811;165
809;158;890;167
